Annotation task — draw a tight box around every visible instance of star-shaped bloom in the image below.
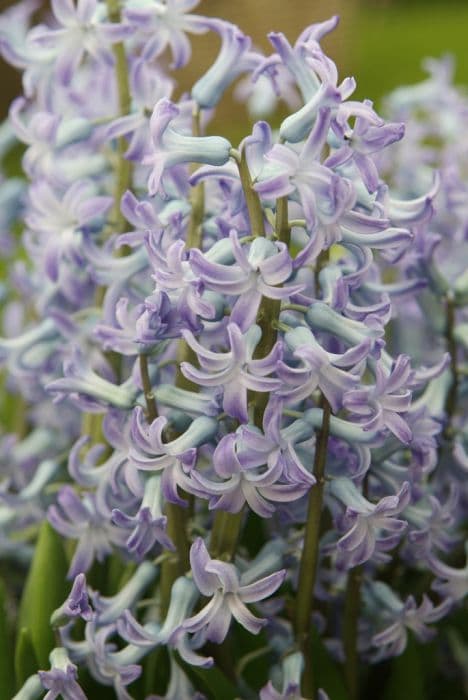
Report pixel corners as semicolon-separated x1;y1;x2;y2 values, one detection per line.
343;354;413;443
183;538;285;642
124;0;208;68
368;583;451;661
254;109;356;235
279;326;370;412
329;478;411;569
190;232;304;331
181;323;282;422
48;486;127;577
28;0;133;85
129;406;218;504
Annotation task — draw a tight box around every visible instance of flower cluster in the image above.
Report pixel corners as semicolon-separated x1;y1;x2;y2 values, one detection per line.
0;2;466;699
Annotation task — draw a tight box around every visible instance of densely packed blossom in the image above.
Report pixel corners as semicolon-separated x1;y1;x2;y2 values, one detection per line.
0;2;466;699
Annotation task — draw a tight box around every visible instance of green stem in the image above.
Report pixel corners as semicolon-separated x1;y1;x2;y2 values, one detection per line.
209;196;288;556
210;510;244;560
281;303;309;313
12;392;28;439
314;248;329;293
343;565;362;700
252;196;290;426
444;293;459;438
138;354;189;617
275;195;290;246
187;108;204;249
139;353;157;422
294;397;331;700
159;503;190;614
160;109;209;612
105;0;132;236
252;295;281;426
81;0;131;443
235;149;265;238
81;412;106;446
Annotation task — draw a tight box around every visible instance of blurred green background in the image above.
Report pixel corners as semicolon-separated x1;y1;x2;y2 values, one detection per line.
1;0;468;118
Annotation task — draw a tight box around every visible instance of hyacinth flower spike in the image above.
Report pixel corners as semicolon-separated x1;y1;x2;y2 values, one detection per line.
0;3;467;699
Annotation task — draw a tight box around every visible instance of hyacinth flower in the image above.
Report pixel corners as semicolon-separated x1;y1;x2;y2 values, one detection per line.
343;354;414;443
104;58;174;162
46;347;138;411
189;419;314;517
143;98;232;195
124;0;209;68
117;575;212;668
128;406;218;503
27;0;134;85
254;110;356;235
180;322;282;422
25;178;112;282
13;647;87;700
191;20;261;109
258;17;340;100
364;582;452;661
189;231;304;331
51;573;93;627
94;292;177;355
328;478;410;569
112;475;176;557
60;619;150;699
48;486;128;577
92;562;157;625
328;99;405;193
260;652;331;700
38;647;87;700
146;234;219;331
428;546;468;601
0;0;44;76
405;487;459;556
182;538;286;643
279;326;371;412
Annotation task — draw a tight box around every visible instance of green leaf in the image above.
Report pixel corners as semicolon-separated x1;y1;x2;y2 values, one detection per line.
383;636;424;700
177;655;239;700
142;646;170;697
0;579;14;699
311;628;348;700
233;624;271;692
14;628;39;690
18;521;69;668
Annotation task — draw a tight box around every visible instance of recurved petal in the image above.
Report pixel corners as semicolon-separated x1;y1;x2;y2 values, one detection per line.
239;569;286;603
228;595;266;634
189;537;218;595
